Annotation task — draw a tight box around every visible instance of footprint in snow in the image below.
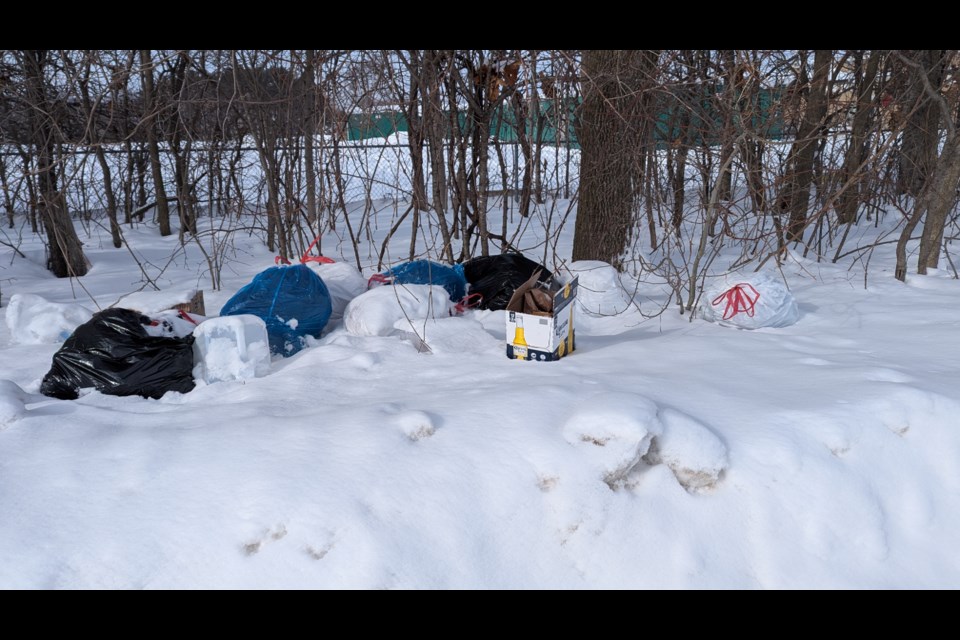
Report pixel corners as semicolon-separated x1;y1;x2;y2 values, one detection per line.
562;393;728;493
561;392;661;489
242;523;288;556
643;408;729;493
394;410;437;441
537;475;559;492
304;529;338;561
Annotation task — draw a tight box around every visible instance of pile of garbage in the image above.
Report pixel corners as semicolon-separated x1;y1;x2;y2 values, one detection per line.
34;251;562;400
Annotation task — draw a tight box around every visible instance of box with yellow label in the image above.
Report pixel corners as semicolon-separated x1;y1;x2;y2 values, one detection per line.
505;276;577;361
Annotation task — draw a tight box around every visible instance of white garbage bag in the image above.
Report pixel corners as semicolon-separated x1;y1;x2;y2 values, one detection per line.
699;271;799;329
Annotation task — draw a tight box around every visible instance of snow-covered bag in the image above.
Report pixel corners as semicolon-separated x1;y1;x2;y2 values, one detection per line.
343;284;454;337
192;315;271;384
4;293;93;345
305;261;368;322
561;260;632;317
699;271;799;329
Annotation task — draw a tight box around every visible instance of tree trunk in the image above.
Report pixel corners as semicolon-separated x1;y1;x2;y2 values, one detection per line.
22;50;89;278
70;53;122;248
836;50;882;225
893;49;959;280
168;52;196;241
404;50;428;261
778;49;832;242
716;50;738;202
0;160;15;229
898;50;946;197
917;140;960;272
304;50;318;230
140;49;172;236
572;49;659;267
423;50;453;262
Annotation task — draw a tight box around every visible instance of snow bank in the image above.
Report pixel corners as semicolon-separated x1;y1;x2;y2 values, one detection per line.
393;316;501;355
5;294;93;345
343;284;454;337
0;379;29;428
699;270;799;329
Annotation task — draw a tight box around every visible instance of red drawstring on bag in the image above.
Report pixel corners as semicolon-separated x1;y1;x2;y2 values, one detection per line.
453;293;483;315
711;283;760;320
367;273;393;288
275;234;335;266
299;234;335;264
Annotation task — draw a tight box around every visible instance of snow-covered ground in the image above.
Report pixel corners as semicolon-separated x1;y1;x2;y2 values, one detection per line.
1;209;959;589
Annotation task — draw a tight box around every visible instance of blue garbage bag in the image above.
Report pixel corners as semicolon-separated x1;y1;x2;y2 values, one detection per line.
220;264;332;356
376;260;466;302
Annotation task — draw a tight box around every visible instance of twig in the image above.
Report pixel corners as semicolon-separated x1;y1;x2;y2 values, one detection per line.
943;237;959;279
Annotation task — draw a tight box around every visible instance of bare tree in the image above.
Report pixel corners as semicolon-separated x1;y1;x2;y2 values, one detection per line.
777;49;832;243
894;50;960;280
897;50;947;198
572;49;659;267
20;50;89;277
835;50;884;225
139;49;172;236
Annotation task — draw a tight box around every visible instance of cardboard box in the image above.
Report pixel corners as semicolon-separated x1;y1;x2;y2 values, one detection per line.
505;276;578;361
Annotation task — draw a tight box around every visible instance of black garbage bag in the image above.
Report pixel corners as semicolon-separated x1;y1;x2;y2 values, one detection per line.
460;253;556;311
40;307;196;400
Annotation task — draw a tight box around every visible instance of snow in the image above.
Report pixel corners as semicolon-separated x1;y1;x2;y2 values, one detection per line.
116;289;201;316
5;294;93;345
1;208;960;588
0;380;30;429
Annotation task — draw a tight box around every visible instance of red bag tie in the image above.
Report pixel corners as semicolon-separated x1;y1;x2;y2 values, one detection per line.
367;273;393;288
711;283;760;320
453;293;483;315
275;234;335;266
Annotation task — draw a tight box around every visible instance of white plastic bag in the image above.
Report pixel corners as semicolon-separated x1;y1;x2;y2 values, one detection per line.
344;284;454;337
306;261;368;321
699;271;799;329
